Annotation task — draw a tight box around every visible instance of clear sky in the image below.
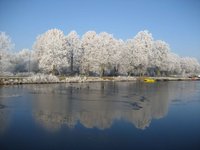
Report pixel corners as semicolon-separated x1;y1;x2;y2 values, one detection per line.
0;0;200;60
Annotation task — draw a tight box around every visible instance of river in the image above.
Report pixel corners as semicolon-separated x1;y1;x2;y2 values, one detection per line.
0;81;200;150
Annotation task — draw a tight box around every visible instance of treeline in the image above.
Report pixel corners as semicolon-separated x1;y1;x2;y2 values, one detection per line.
0;29;200;76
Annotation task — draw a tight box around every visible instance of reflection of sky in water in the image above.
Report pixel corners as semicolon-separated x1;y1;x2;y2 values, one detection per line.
0;81;200;150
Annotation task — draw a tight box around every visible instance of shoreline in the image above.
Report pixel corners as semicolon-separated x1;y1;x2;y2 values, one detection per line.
0;76;199;85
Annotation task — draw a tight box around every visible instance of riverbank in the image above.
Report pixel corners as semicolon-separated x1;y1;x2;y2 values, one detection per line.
0;75;199;85
138;76;200;82
0;75;137;85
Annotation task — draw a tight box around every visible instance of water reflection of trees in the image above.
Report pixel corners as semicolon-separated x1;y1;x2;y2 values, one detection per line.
29;81;199;131
0;81;198;133
0;109;10;134
0;95;10;134
168;81;200;103
0;85;24;134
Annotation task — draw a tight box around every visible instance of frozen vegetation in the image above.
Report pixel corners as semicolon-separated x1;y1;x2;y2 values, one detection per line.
26;74;60;83
0;29;200;78
0;74;138;84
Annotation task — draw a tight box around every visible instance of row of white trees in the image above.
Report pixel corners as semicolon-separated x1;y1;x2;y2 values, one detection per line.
0;29;200;76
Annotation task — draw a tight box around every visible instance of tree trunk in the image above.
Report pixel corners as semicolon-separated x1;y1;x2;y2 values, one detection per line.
100;64;105;77
70;53;73;74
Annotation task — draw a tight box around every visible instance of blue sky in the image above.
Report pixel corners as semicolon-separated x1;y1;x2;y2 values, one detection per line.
0;0;200;60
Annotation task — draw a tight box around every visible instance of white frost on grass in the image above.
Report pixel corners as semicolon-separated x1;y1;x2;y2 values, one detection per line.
114;76;136;81
26;74;59;83
64;76;136;82
65;76;87;83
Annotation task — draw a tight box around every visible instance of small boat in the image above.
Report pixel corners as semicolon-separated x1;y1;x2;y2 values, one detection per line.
144;78;156;83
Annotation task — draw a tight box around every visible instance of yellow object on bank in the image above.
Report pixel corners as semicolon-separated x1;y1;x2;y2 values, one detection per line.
144;78;156;83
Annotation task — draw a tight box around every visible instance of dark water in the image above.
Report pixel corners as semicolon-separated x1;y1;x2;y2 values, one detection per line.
0;81;200;150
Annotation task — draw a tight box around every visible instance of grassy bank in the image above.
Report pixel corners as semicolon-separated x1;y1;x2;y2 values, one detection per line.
0;75;199;85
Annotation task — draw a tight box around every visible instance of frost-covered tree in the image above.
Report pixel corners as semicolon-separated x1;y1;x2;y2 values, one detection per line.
28;50;39;73
0;32;13;52
165;53;182;75
12;49;38;73
94;32;121;76
150;40;170;76
117;41;129;75
181;57;200;75
0;32;14;73
109;39;124;76
1;29;200;76
125;30;153;76
33;29;68;74
81;31;98;75
81;31;122;76
122;39;136;75
65;31;82;74
12;49;32;73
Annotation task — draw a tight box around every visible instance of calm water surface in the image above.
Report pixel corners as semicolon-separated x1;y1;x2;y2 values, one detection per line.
0;81;200;150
